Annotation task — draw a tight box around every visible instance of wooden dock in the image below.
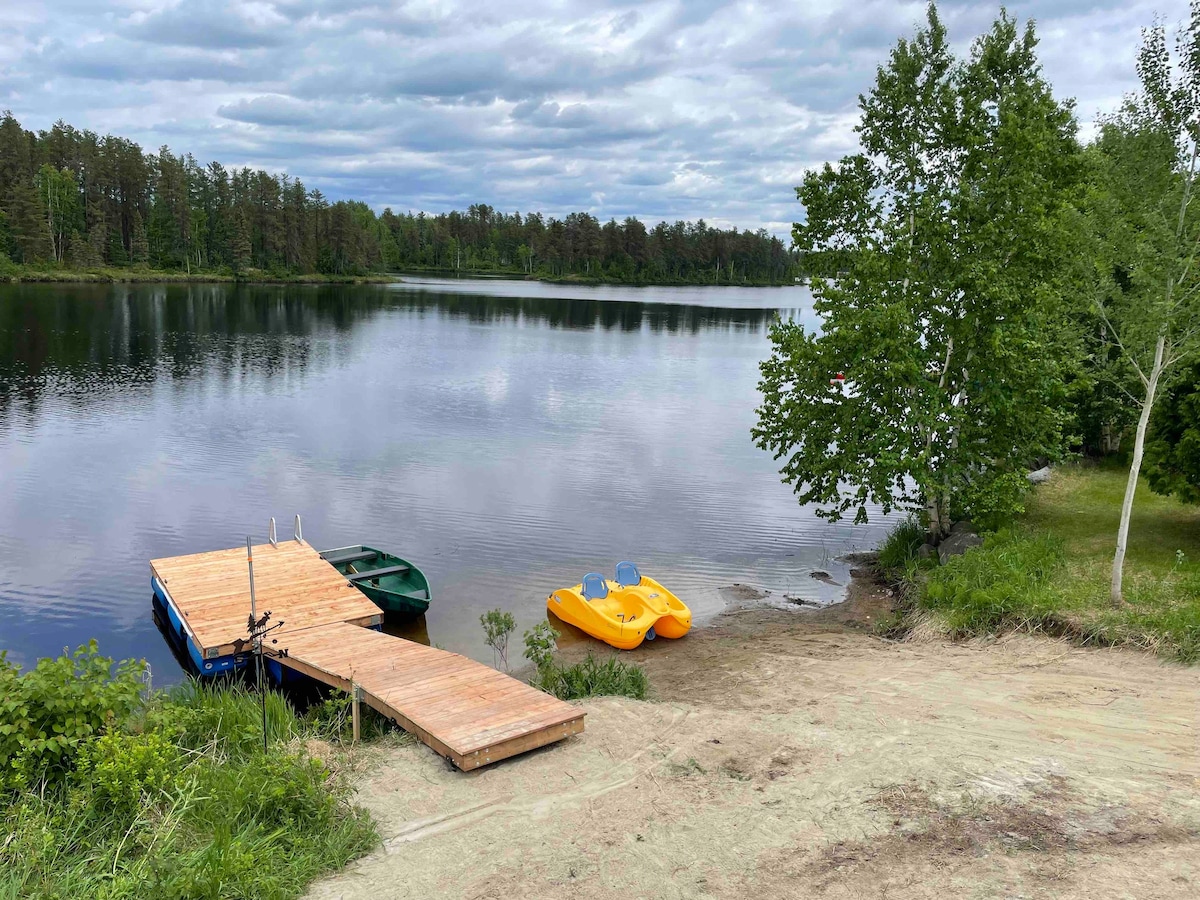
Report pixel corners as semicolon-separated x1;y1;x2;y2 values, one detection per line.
151;540;584;769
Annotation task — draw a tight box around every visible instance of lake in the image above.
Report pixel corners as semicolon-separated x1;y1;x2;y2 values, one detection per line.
0;277;893;680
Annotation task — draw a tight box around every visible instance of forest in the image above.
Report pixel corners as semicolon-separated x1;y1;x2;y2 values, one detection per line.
0;113;796;284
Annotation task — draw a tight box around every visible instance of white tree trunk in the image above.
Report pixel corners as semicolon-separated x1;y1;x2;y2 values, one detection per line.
1111;334;1165;606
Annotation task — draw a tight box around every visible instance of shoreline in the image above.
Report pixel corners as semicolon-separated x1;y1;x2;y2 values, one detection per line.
308;565;1200;899
3;268;399;285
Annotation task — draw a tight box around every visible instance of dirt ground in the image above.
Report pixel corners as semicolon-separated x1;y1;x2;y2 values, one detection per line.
307;569;1200;899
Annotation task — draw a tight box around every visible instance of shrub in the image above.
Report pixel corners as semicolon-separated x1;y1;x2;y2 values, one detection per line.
0;642;144;791
0;664;378;900
522;622;558;675
72;730;182;816
480;609;517;670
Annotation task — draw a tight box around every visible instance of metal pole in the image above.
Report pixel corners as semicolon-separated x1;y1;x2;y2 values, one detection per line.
248;536;266;753
247;536;257;623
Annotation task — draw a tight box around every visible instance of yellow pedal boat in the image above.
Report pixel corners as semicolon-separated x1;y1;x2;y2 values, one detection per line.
548;562;692;650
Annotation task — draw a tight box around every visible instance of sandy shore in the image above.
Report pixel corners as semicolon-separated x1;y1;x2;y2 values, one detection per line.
307;568;1200;899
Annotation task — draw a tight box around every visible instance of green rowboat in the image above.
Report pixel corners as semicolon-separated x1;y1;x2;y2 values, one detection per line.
319;545;431;617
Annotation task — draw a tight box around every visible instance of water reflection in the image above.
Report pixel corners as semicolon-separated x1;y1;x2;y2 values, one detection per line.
0;279;881;680
0;283;790;425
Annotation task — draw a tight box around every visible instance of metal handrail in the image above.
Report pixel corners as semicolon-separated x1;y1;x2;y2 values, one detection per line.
294;514;304;544
269;517;278;548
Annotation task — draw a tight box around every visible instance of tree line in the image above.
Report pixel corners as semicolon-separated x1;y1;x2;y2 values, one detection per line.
754;2;1200;605
0;115;796;284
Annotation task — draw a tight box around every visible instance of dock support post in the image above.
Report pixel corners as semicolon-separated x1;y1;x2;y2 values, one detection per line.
352;683;362;744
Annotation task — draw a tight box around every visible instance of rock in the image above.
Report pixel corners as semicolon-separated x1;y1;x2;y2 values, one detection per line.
938;531;983;564
809;570;841;586
949;519;975;536
1027;465;1052;484
917;543;938;561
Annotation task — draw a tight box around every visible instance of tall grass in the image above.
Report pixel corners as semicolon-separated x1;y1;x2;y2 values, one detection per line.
898;466;1200;661
0;668;378;900
877;516;926;570
919;530;1066;635
532;654;649;701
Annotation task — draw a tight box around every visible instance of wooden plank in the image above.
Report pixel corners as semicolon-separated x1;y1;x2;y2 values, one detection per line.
274;622;584;769
153;541;379;656
157;543;585;770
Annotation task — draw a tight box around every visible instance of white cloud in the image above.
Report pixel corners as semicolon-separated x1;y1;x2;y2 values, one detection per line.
0;0;1187;234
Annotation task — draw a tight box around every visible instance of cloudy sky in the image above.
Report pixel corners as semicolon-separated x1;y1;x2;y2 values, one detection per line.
0;1;1186;234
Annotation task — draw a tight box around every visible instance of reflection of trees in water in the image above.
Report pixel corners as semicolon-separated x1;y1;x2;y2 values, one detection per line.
0;283;782;422
399;291;781;333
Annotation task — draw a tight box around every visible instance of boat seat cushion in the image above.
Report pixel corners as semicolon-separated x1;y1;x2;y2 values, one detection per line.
348;564;411;581
581;572;608;601
615;561;642;587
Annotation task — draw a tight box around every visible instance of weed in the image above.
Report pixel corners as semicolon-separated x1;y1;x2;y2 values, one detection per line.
877;517;926;571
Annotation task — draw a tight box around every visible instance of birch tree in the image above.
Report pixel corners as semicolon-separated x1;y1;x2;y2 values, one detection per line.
754;4;1081;540
34;164;80;263
1093;7;1200;605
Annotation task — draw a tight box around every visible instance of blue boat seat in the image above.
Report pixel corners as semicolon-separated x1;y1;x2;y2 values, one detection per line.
581;572;609;601
615;561;642;588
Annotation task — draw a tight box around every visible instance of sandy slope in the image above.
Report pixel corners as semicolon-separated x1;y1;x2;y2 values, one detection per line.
307;581;1200;899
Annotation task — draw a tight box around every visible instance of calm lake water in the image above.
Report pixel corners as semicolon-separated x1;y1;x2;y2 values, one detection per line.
0;277;893;680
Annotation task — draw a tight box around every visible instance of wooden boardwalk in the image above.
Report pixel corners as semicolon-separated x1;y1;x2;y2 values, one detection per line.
277;623;584;770
151;540;584;769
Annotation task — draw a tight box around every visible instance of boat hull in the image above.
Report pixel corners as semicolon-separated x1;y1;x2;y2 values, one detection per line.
319;545;431;618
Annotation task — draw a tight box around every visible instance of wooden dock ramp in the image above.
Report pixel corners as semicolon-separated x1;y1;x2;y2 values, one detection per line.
277;623;584;770
151;539;584;770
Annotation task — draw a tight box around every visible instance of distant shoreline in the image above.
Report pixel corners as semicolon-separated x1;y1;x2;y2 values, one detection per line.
2;264;806;288
2;266;398;285
391;266;803;287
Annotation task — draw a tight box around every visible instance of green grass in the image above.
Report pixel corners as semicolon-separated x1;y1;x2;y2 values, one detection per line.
899;465;1200;661
877;515;926;569
531;653;649;701
1;673;380;900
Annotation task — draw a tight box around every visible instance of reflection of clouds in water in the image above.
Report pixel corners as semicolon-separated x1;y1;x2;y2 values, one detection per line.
0;280;889;679
480;368;510;405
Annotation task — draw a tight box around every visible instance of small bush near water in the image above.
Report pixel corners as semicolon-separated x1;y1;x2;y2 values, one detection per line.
0;643;377;900
522;621;649;700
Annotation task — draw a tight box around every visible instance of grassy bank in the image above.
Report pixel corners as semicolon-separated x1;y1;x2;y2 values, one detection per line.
0;261;396;285
0;644;382;900
881;465;1200;661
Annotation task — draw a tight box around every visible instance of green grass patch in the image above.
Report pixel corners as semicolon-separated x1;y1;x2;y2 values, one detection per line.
531;653;649;701
1;646;380;900
909;465;1200;662
877;516;926;570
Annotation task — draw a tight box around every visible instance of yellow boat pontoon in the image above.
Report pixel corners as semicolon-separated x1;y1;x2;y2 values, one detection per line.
548;562;692;650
